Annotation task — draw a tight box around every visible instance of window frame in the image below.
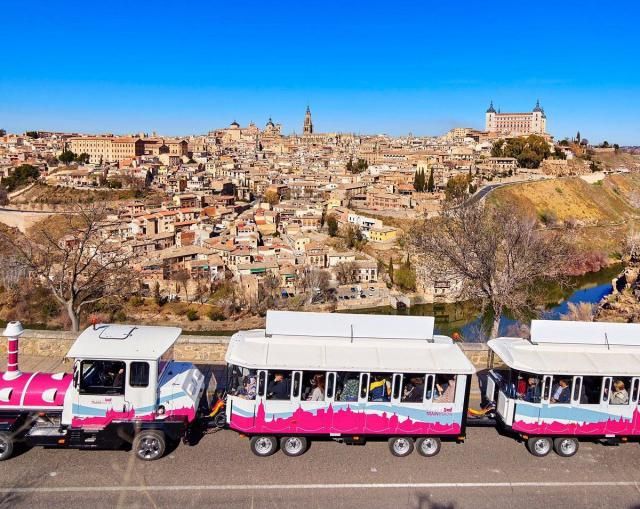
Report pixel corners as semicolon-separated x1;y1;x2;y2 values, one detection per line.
78;359;126;396
129;361;150;388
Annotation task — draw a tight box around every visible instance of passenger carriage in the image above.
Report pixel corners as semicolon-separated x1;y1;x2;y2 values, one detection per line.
486;319;640;457
224;311;475;457
0;321;206;461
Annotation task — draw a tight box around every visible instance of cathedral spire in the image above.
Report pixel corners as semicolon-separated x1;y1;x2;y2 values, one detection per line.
303;105;313;135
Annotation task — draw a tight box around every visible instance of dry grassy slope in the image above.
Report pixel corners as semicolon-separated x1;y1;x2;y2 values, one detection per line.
489;173;640;223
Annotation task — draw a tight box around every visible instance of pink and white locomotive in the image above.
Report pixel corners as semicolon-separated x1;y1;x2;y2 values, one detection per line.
0;321;206;461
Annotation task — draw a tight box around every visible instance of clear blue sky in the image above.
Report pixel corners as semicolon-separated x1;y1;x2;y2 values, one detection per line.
2;0;639;144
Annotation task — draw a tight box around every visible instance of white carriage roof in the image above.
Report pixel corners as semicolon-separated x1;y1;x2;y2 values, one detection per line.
67;324;182;361
488;336;640;376
266;310;435;340
530;319;640;346
225;312;474;374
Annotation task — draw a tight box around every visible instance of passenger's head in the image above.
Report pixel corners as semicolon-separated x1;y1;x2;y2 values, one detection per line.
559;379;569;388
614;380;626;392
273;373;284;382
528;377;537;386
314;374;325;389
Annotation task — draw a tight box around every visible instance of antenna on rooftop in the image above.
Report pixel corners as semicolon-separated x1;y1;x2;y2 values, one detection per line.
351;324;354;344
605;332;610;351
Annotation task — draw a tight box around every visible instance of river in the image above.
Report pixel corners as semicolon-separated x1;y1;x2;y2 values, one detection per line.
344;264;622;342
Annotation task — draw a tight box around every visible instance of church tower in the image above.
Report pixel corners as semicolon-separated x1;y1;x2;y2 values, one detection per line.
303;106;313;135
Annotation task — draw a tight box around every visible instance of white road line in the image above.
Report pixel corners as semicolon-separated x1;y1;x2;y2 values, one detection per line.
1;481;639;493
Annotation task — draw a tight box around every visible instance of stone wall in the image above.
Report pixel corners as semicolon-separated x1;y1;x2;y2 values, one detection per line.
0;329;492;370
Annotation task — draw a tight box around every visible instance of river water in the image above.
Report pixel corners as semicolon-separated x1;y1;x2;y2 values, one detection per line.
345;264;622;342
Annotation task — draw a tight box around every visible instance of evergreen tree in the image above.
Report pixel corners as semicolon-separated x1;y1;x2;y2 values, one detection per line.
420;169;426;191
388;257;394;283
427;168;435;193
413;170;419;192
405;253;410;268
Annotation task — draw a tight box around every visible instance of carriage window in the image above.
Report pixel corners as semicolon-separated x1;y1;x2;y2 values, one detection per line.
266;371;292;400
610;377;631;405
129;362;149;387
632;379;640;403
335;372;360;402
572;377;582;402
301;372;325;401
257;371;267;397
518;373;542;403
425;374;435;400
392;375;402;400
360;373;370;400
327;372;336;399
602;378;611;403
401;374;426;403
368;373;392;402
292;372;302;399
434;374;457;403
228;366;258;400
580;376;603;404
79;360;126;395
550;375;572;404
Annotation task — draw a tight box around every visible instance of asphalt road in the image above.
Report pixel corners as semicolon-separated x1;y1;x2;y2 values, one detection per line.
1;427;640;509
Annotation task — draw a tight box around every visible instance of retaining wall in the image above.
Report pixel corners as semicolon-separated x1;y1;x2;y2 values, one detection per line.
0;329;491;370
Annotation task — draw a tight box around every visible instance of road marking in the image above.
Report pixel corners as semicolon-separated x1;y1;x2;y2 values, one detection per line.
1;481;639;493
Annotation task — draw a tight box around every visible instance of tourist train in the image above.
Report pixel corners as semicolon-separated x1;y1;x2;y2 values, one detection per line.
1;310;639;461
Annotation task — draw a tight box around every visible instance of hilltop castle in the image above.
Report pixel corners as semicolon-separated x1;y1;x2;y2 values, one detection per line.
485;100;547;136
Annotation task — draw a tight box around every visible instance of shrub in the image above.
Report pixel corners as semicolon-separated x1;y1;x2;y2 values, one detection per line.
186;309;199;321
207;307;226;321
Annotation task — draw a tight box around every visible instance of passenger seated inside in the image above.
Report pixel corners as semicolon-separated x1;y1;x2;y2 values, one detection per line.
308;374;325;401
267;372;291;400
610;379;629;405
338;373;359;402
369;375;391;402
524;377;541;403
112;367;125;390
402;376;425;403
240;374;257;400
551;378;571;404
516;374;526;399
435;375;456;403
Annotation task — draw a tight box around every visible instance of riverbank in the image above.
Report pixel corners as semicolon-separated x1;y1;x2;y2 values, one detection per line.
595;262;640;322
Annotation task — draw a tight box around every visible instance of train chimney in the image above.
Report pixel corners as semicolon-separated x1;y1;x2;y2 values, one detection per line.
2;321;24;380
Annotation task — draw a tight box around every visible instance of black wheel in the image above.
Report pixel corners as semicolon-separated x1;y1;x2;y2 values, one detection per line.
250;436;278;457
133;430;166;461
280;436;308;457
526;437;552;457
388;437;414;457
553;437;579;457
213;412;227;428
416;437;441;457
0;432;14;461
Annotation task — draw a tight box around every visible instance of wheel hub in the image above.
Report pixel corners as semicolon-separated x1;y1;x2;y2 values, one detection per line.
139;437;160;459
255;438;273;454
422;439;436;454
394;439;410;454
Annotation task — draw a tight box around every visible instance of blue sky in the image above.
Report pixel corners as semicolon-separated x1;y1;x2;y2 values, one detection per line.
2;0;639;144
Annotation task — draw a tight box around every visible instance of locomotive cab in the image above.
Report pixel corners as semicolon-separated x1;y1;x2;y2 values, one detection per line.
0;322;206;462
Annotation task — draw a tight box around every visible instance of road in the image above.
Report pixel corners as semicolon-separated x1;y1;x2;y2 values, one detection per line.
1;427;639;508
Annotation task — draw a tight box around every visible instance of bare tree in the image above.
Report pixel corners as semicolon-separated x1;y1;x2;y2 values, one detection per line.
411;202;571;338
335;261;358;285
171;269;191;303
1;204;135;331
299;268;331;304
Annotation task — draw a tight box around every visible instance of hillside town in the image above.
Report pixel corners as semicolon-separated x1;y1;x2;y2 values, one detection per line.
1;103;638;324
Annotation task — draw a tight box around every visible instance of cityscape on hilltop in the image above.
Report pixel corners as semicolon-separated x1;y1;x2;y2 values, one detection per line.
3;1;640;506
